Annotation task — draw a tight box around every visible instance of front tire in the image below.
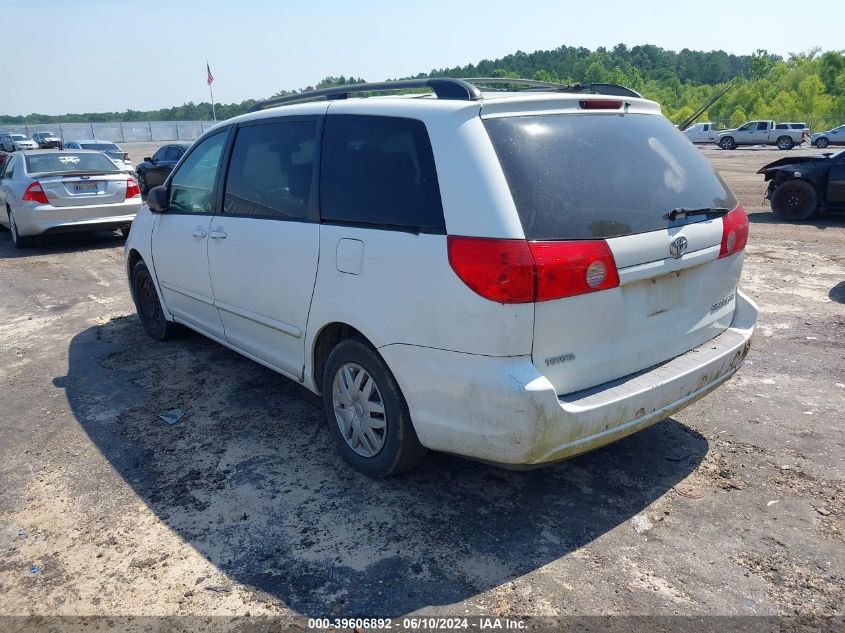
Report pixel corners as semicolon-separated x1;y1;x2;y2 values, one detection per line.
771;180;818;221
322;338;427;477
776;136;794;150
816;137;829;149
7;208;34;248
719;136;736;150
130;260;178;340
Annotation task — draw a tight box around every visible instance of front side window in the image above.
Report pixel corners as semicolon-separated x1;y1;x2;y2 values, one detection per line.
169;131;227;214
738;122;756;131
164;146;182;162
223;120;317;220
321;114;445;231
152;147;168;162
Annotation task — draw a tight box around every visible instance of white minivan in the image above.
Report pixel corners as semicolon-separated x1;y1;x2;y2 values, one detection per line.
125;78;757;477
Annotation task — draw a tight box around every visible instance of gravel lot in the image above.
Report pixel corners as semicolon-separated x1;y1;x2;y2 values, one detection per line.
0;142;843;624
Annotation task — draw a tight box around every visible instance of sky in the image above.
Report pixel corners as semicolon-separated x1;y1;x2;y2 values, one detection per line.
1;0;843;116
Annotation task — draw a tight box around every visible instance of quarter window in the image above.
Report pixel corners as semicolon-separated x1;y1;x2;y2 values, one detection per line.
222;120;317;220
169;131;227;214
321;114;445;231
756;122;769;131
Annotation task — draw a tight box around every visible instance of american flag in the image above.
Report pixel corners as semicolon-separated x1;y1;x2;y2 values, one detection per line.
207;62;215;86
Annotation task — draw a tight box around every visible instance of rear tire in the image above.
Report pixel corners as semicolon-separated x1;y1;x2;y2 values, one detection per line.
816;137;829;149
771;180;818;221
719;136;736;150
322;338;427;477
137;172;149;195
7;208;34;249
776;136;794;150
130;260;178;341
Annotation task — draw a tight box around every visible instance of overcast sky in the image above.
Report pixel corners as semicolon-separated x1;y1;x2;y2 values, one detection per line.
1;0;843;116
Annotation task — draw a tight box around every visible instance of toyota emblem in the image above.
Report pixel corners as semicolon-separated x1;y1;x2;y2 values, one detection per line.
669;236;688;259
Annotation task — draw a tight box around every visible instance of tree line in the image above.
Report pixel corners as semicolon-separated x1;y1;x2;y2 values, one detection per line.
1;46;842;130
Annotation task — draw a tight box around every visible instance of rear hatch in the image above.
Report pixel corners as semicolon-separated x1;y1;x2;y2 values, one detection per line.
483;108;745;395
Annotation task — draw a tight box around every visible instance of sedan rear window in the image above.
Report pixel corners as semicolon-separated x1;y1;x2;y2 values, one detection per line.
80;143;121;152
483;113;736;240
25;153;120;174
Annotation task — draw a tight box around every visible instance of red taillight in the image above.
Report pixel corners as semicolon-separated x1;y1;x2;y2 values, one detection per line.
447;236;535;303
719;205;749;259
528;240;620;300
579;99;623;109
22;181;49;204
125;177;141;199
447;236;619;303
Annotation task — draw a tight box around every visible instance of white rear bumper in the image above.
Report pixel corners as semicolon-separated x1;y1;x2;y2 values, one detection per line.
380;290;757;466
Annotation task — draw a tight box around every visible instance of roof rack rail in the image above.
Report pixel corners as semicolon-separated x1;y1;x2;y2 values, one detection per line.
462;77;642;98
246;76;642;113
247;78;482;112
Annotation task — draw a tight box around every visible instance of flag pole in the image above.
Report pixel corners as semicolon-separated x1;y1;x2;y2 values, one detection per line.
207;59;217;122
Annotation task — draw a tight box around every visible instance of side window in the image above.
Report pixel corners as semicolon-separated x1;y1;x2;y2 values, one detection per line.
702;124;709;131
775;123;787;130
223;120;317;220
757;122;769;131
169;131;227;214
152;147;168;162
321;114;445;231
2;156;16;179
164;146;182;162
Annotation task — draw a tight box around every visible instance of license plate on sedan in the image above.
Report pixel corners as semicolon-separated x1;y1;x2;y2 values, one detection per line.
72;182;98;193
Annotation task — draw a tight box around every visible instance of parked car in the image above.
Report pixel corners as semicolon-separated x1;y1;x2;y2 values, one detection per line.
758;149;845;220
683;122;720;144
63;140;134;174
811;125;845;148
1;134;39;152
31;131;62;149
134;143;189;194
0;150;141;247
125;77;757;477
716;120;807;150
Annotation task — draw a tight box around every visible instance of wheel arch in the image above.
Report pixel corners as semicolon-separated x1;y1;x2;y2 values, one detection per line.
310;321;380;394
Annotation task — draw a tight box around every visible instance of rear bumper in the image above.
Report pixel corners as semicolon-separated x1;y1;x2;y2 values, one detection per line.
380;290;757;466
13;199;141;236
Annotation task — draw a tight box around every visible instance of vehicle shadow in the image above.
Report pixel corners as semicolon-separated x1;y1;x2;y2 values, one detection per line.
746;210;845;228
0;227;124;258
59;316;708;617
830;281;845;304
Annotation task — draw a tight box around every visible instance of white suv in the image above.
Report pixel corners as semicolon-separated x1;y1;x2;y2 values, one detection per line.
125;78;757;477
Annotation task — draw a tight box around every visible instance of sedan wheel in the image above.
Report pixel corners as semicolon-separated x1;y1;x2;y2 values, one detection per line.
7;209;34;248
771;180;818;221
816;137;829;149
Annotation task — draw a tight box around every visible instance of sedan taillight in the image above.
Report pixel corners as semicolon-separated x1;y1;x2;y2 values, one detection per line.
125;177;141;199
22;181;49;204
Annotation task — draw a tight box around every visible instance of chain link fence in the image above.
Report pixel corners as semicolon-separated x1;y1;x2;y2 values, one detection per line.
0;121;217;143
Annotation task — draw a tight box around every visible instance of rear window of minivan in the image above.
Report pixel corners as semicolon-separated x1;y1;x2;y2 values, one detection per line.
484;114;737;240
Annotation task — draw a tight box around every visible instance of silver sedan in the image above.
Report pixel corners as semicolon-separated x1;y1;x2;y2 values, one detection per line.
1;134;39;151
0;150;142;248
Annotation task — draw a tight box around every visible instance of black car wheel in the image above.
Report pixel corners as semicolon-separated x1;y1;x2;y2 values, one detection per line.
771;180;819;221
815;137;829;149
137;172;149;195
130;260;178;340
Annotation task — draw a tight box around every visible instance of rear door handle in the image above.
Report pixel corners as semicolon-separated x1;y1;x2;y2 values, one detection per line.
192;229;207;238
209;229;227;239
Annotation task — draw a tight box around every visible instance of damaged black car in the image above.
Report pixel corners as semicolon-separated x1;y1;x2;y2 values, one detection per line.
758;150;845;220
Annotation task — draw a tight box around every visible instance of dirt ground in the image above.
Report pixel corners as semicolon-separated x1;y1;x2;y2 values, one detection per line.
0;142;843;625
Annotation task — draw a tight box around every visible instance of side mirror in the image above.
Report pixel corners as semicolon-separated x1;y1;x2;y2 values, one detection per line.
147;186;169;213
144;156;153;163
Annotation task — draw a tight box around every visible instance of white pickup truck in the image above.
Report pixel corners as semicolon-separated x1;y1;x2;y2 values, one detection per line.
716;120;807;150
683;122;720;144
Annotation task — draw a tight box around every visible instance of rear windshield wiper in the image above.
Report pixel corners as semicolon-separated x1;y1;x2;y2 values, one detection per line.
663;207;730;221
